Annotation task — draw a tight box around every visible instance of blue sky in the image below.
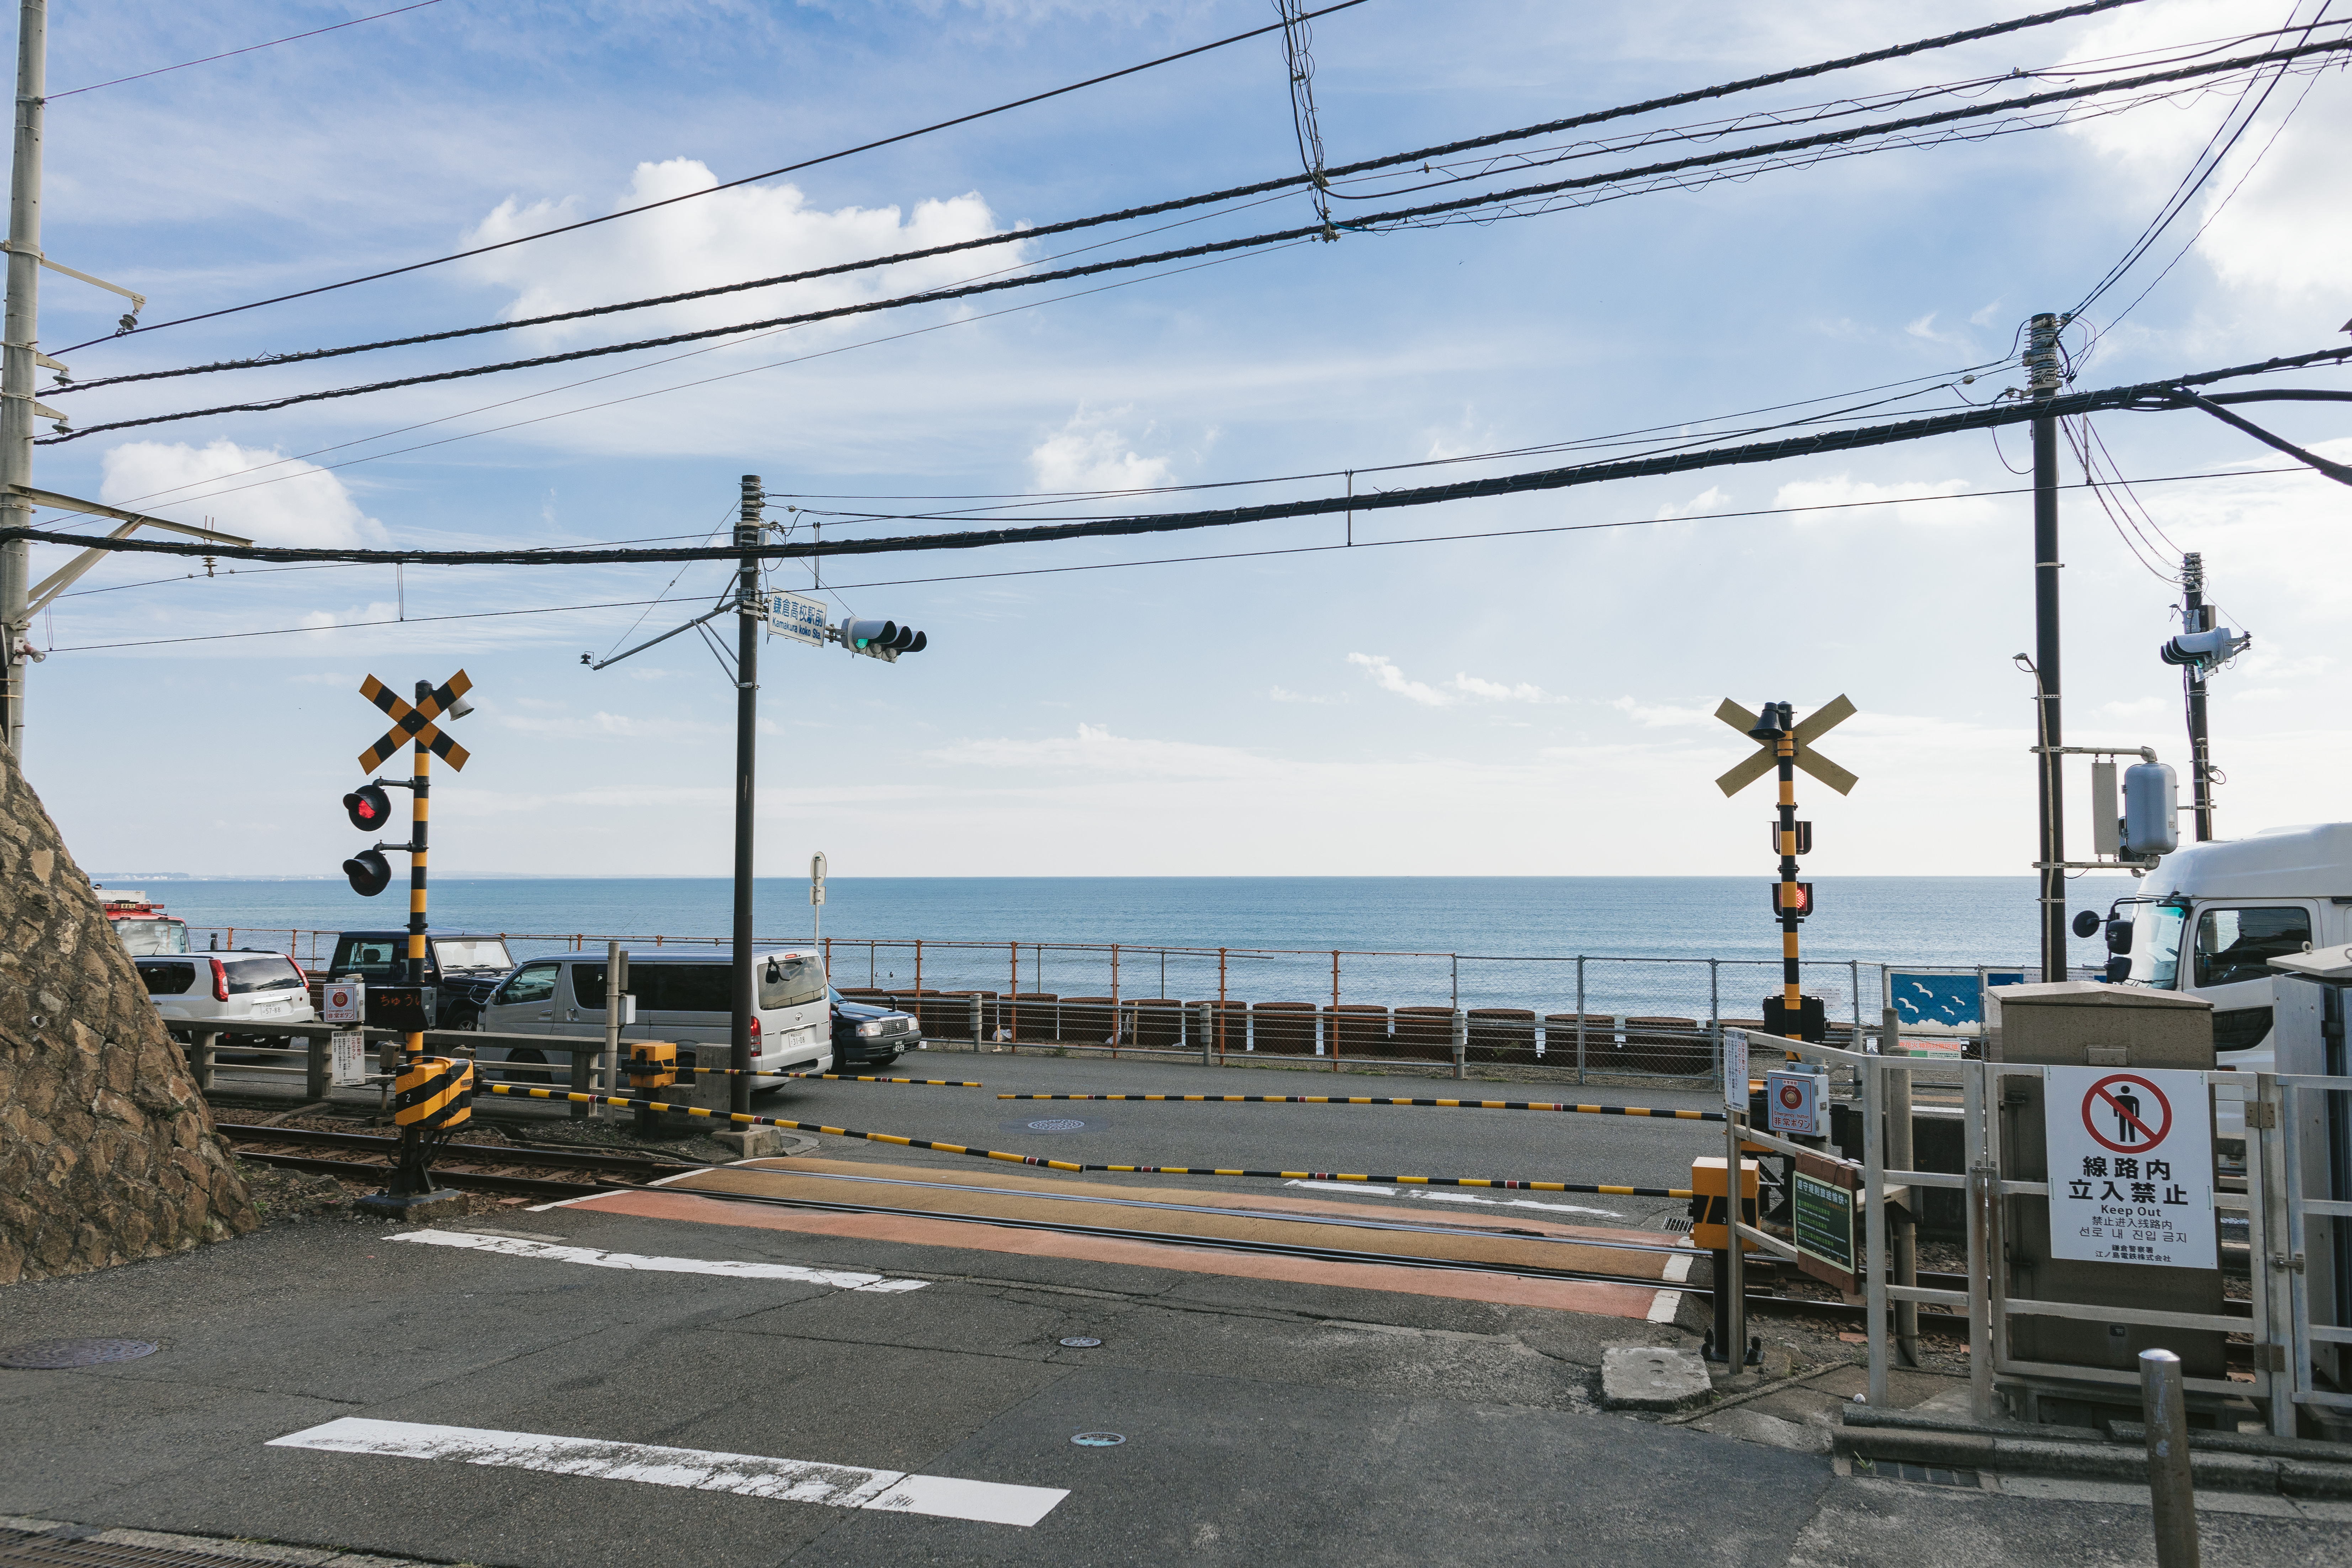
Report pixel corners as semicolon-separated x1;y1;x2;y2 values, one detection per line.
15;0;2351;881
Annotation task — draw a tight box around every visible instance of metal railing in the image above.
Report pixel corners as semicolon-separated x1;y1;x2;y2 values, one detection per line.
1721;1032;2344;1432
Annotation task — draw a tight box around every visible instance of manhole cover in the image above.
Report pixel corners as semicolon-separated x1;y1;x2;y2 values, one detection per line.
1071;1432;1125;1447
0;1337;158;1369
1027;1119;1086;1133
1059;1336;1103;1348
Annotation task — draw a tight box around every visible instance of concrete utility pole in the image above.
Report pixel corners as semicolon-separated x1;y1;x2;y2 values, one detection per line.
2027;311;2069;981
0;0;43;758
2181;551;2215;842
729;474;762;1116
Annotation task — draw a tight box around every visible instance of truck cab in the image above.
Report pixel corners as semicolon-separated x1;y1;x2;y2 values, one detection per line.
98;888;189;956
2098;822;2352;1135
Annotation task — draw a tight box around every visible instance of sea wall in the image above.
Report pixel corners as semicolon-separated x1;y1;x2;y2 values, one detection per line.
0;748;257;1284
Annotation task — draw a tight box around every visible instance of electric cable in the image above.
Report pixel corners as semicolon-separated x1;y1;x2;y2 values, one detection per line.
58;1;2223;402
48;0;451;99
51;34;2350;446
35;463;2311;651
13;346;2346;570
54;0;1377;354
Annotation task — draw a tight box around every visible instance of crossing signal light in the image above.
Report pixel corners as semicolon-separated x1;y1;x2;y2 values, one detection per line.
842;618;927;655
1771;881;1815;918
344;784;392;830
344;849;392;897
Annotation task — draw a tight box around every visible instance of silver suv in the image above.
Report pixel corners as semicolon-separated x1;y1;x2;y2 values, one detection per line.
136;951;317;1050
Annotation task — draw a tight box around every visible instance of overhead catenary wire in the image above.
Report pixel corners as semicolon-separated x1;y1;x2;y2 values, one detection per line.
54;0;1378;355
57;4;2258;408
32;463;2315;650
48;0;452;99
46;31;2352;446
17;345;2344;572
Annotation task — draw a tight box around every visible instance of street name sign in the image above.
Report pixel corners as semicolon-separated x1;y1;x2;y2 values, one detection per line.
766;590;828;647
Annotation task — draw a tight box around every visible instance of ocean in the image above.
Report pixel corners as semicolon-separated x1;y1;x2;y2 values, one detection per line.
119;874;2134;1023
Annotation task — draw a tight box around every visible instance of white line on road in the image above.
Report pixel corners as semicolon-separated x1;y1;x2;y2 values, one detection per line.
269;1418;1068;1527
391;1230;927;1292
1284;1180;1623;1219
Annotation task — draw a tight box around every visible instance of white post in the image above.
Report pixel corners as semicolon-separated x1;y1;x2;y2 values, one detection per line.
0;0;46;757
1863;1053;1889;1406
600;942;626;1119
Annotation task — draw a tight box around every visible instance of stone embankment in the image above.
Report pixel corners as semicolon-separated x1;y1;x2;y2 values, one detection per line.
0;749;256;1283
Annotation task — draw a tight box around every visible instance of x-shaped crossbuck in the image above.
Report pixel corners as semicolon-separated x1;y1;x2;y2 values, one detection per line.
357;671;472;773
1712;695;1858;797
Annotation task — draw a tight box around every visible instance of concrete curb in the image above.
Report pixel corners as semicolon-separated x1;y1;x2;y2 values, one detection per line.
1830;1427;2352;1498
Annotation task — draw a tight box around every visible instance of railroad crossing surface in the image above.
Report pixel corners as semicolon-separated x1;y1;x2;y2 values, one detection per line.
5;1056;2343;1566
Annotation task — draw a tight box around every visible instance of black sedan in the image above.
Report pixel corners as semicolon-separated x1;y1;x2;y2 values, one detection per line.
832;990;922;1069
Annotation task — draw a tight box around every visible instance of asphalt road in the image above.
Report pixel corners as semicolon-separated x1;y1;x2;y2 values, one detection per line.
4;1189;2344;1567
738;1050;1727;1232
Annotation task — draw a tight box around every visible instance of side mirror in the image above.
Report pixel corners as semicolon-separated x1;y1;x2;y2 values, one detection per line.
2072;909;2103;939
2106;921;2134;955
2105;955;2132;984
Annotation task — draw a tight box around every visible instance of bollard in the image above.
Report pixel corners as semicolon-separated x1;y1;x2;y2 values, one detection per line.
306;1033;329;1102
1198;1000;1213;1068
195;1031;219;1093
2141;1349;2200;1567
1450;1009;1467;1081
969;994;982;1054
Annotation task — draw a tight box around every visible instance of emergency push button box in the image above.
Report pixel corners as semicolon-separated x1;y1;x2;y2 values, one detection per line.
1688;1156;1761;1251
626;1041;678;1090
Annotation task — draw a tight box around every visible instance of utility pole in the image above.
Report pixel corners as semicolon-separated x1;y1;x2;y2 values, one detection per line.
2180;551;2214;842
2027;311;2069;981
729;474;762;1117
0;0;43;758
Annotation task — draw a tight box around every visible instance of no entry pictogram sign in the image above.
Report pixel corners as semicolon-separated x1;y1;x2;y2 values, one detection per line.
2079;1072;2173;1154
2044;1065;2215;1269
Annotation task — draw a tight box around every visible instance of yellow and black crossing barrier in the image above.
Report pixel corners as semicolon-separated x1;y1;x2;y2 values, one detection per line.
997;1093;1723;1120
392;1056;473;1130
785;1072;981;1086
476;1081;1691;1198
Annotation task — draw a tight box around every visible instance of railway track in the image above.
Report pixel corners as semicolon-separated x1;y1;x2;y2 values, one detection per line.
217;1122;705;1201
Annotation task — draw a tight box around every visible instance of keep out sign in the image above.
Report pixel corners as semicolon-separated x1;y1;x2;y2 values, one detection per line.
2044;1066;2216;1269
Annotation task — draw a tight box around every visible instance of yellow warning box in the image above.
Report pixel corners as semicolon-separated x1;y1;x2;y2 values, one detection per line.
626;1041;678;1090
392;1056;473;1130
1688;1156;1761;1251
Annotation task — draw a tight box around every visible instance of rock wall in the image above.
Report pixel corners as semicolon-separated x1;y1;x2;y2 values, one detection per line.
0;747;256;1284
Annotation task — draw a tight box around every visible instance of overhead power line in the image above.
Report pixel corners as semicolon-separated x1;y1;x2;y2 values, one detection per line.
51;34;2348;447
13;346;2347;568
39;464;2310;653
48;0;452;99
56;0;1376;355
64;0;2160;393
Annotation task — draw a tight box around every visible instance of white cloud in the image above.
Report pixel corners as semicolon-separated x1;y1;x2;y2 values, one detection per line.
1607;696;1718;728
1270;685;1342;704
97;441;388;547
1349;653;1560;706
460;158;1021;341
1653;486;1729;520
1027;407;1175;493
1771;474;1993;527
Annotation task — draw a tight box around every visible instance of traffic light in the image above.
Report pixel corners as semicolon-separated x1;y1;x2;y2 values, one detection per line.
344;848;392;897
1770;881;1815;918
841;618;927;657
344;783;392;830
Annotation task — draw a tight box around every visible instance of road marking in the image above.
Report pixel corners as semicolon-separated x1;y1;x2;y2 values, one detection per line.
269;1418;1068;1527
390;1230;927;1292
1644;1247;1697;1323
1285;1179;1623;1219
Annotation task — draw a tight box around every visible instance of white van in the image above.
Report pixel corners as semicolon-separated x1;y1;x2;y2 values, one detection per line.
2098;822;2352;1137
472;949;831;1086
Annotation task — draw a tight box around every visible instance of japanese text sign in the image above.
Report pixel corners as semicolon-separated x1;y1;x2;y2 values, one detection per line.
2044;1066;2215;1269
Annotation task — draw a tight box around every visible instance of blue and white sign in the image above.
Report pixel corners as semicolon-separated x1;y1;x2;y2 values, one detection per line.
764;589;829;646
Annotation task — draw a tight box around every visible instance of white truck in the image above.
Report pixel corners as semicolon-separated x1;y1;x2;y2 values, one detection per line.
2092;821;2352;1136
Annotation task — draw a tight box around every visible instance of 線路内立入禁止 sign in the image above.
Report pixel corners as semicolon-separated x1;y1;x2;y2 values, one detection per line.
2044;1066;2215;1269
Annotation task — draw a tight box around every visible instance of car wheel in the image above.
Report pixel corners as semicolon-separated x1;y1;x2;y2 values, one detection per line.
448;1008;481;1032
505;1048;553;1085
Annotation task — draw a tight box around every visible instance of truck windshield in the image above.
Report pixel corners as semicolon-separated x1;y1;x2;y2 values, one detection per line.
115;918;188;956
432;939;514;971
2128;902;2187;989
